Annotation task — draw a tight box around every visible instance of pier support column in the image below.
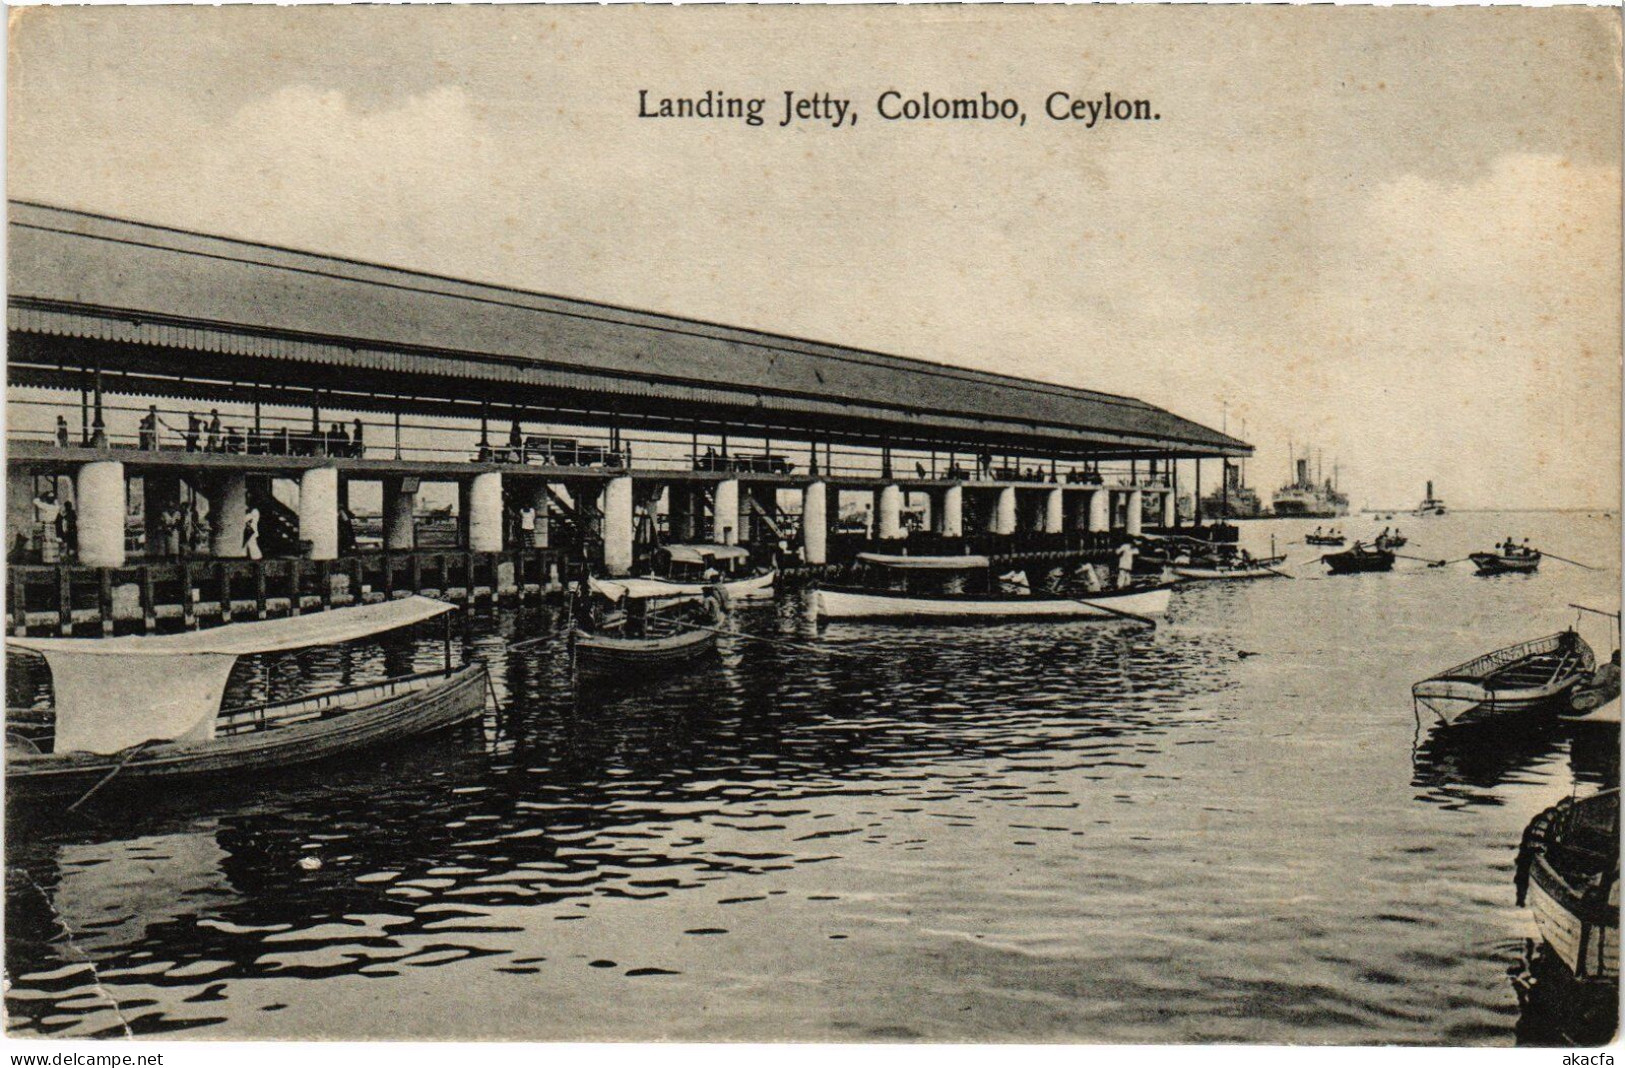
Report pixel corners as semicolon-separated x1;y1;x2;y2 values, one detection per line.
602;475;634;575
1126;490;1144;537
1161;490;1176;529
668;485;694;542
76;460;126;568
299;466;339;560
802;481;828;565
468;472;504;553
209;473;248;559
992;486;1017;536
939;485;963;537
877;484;903;540
383;477;417;551
713;479;740;545
1044;487;1064;534
529;482;551;548
9;470;36;553
1087;489;1109;533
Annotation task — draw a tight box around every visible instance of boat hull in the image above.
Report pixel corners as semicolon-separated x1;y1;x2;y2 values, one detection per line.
1171;565;1283;581
1323;550;1394;574
633;570;776;600
572;627;717;677
814;584;1173;622
1471;553;1541;575
1412;677;1582;725
7;663;489;800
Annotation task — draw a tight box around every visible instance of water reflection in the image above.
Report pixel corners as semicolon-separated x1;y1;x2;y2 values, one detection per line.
1411;717;1568;808
5;513;1619;1042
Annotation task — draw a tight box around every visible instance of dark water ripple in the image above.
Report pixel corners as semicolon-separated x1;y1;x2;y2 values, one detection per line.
4;513;1618;1042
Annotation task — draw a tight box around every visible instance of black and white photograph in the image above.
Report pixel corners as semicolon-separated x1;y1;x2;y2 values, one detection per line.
2;3;1621;1050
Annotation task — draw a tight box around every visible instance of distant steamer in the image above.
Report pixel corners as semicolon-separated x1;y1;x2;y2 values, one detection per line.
1416;481;1448;516
1272;447;1349;519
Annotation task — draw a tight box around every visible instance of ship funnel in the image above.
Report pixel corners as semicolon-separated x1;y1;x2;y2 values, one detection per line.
1426;480;1434;499
1296;459;1309;485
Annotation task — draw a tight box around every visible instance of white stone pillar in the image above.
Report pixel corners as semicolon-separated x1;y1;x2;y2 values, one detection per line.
75;460;126;567
940;485;964;537
1044;487;1064;534
713;479;741;545
210;473;248;559
300;466;339;560
1161;489;1176;528
877;484;903;540
468;472;504;552
530;482;551;549
1087;489;1110;533
802;481;828;565
602;475;634;575
993;486;1017;535
1126;490;1145;537
383;477;417;550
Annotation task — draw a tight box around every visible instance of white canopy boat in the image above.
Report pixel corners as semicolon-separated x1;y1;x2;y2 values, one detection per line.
816;553;1171;622
6;597;487;802
814;583;1173;622
637;544;776;599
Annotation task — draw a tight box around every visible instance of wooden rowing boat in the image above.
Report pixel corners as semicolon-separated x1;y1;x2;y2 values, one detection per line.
1322;545;1394;574
1171;555;1287;581
8;665;487;800
1412;630;1596;726
1305;534;1346;546
1517;789;1618;983
813;582;1174;622
645;543;777;599
1470;551;1542;575
5;597;487;802
571;624;717;678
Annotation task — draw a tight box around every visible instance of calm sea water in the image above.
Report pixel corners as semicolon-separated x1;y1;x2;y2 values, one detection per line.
5;511;1619;1043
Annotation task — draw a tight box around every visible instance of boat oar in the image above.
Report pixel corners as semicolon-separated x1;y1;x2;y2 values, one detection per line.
1264;567;1296;580
1539;550;1599;571
1392;552;1449;566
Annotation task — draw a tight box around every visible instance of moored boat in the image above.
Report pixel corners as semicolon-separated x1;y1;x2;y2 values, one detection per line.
1412;630;1596;726
814;582;1173;622
571;579;724;680
1322;543;1394;574
641;543;776;599
1305;533;1346;547
1516;789;1619;983
1170;552;1287;581
6;597;487;802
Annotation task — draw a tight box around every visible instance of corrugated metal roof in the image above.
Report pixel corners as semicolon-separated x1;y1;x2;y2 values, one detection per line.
8;201;1250;456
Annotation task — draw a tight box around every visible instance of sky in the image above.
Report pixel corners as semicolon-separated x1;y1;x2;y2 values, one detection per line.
8;5;1622;510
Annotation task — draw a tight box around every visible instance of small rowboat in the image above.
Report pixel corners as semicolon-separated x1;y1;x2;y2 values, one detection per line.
1471;551;1541;575
1412;630;1596;726
1305;534;1346;546
6;598;487;802
572;625;716;678
1322;545;1394;574
813;583;1174;622
1516;789;1619;983
625;569;776;600
1171;555;1287;581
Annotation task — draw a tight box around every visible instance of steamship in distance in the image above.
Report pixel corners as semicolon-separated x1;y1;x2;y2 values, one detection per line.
1415;480;1448;516
1272;447;1350;519
1200;460;1266;520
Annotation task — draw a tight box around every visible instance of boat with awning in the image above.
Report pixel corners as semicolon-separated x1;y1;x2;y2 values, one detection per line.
6;597;488;801
639;544;776;599
815;554;1172;623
